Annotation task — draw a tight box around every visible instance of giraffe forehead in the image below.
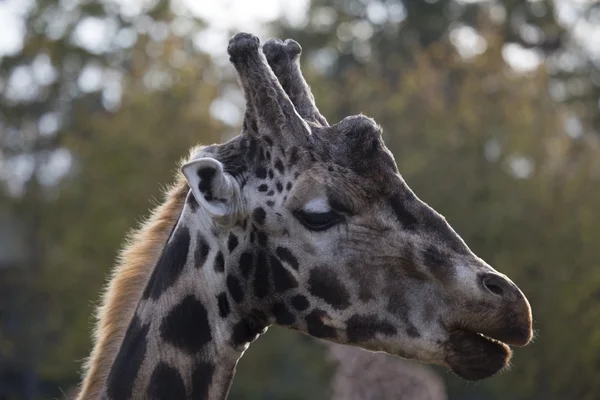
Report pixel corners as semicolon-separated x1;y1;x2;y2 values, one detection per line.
218;124;402;204
247;118;396;176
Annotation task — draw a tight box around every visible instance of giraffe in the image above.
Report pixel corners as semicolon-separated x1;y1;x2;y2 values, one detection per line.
76;33;533;400
327;343;447;400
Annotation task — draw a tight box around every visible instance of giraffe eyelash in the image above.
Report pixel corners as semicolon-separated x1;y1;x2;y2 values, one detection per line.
293;209;344;231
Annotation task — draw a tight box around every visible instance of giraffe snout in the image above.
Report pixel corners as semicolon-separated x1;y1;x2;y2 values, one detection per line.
475;273;533;347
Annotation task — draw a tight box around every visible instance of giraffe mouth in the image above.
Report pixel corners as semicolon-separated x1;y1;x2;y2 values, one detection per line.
443;329;512;381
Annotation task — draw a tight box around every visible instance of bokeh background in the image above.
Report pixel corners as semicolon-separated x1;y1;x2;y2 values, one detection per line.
1;0;600;399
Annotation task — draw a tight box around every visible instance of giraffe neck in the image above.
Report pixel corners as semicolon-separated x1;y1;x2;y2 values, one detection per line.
103;198;268;400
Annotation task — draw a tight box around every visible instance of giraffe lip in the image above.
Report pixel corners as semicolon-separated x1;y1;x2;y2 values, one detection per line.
462;329;508;346
455;323;532;347
444;329;512;381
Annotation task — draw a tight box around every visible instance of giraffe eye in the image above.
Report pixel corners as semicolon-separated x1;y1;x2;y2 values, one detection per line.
294;210;343;231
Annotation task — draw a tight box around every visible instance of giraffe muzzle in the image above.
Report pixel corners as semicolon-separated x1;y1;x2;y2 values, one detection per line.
442;273;533;380
474;272;533;347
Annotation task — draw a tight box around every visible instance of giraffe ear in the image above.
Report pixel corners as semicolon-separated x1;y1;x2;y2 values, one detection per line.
181;157;236;218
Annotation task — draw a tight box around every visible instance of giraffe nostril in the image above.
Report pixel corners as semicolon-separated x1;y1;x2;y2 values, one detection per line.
485;281;503;296
481;274;506;297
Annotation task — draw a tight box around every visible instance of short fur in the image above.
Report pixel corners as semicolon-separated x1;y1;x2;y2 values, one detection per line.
76;146;202;400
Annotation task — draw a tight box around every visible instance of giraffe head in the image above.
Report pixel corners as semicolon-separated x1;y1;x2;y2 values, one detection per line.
181;33;532;382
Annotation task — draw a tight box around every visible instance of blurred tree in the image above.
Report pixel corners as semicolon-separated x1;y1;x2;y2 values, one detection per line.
274;0;600;135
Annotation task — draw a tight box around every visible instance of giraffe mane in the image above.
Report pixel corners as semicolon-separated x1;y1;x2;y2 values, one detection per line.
76;145;202;400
